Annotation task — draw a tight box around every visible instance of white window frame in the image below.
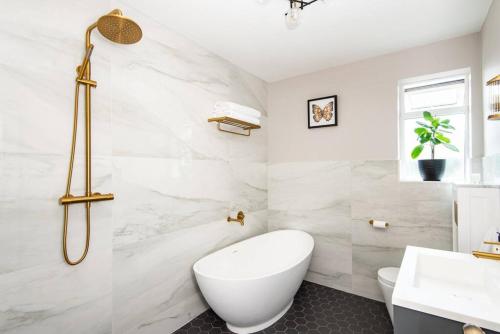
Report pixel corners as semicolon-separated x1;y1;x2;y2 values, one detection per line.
398;68;471;181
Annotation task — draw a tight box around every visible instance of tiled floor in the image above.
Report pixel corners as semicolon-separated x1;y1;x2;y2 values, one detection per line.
174;281;393;334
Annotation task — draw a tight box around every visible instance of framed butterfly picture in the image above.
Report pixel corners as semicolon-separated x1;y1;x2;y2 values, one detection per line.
307;95;338;129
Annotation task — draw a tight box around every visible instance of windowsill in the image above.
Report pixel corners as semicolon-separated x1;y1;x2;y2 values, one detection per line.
452;182;500;188
399;180;454;184
399;180;500;188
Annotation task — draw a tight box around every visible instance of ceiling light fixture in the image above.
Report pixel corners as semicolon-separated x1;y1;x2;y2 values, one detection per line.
285;0;319;29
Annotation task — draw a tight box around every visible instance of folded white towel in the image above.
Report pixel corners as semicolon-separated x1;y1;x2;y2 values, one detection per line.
212;110;260;125
214;101;262;119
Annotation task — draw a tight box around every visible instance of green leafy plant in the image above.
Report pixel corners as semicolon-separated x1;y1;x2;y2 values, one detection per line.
411;111;459;160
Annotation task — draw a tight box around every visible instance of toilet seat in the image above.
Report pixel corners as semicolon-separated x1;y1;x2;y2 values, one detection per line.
378;267;399;287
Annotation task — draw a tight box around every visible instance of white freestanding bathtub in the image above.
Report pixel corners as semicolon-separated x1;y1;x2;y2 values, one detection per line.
193;230;314;334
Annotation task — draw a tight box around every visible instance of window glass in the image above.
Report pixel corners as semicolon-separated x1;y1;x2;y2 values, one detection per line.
404;80;465;113
399;72;469;182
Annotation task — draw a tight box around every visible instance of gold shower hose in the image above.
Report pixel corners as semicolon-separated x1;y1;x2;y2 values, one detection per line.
62;73;90;265
59;10;142;265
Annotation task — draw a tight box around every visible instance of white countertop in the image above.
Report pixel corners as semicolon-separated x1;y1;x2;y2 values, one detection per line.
393;246;500;332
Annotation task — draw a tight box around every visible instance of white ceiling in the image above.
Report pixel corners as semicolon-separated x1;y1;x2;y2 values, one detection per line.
137;0;492;82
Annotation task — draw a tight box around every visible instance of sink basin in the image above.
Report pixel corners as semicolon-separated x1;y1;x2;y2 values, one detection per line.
393;246;500;332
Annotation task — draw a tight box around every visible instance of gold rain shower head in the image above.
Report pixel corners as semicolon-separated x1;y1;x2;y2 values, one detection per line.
97;9;142;44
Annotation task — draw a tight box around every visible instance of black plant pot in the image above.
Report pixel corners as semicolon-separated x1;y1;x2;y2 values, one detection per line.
418;159;446;181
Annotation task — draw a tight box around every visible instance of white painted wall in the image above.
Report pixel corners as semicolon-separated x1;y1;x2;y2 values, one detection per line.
268;34;483;163
482;0;500;157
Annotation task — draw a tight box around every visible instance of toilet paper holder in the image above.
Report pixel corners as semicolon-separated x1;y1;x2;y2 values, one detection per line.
369;220;389;228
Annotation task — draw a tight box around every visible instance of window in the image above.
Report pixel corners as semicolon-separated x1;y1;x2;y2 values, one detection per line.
399;69;470;182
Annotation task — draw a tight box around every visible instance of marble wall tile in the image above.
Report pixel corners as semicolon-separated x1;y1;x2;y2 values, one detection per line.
111;155;268;333
112;215;267;334
268;160;453;303
305;234;353;293
1;1;268;334
0;153;112;333
351;160;400;202
352;245;405;301
0;154;112;273
268;161;352;292
0;4;115;330
0;1;113;156
351;161;452;301
106;2;269;333
109;0;267;163
112;156;267;247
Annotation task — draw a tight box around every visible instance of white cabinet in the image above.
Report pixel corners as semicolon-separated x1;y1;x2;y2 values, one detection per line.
454;186;500;254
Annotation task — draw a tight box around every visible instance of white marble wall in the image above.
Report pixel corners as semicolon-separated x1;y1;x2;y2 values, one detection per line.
269;160;453;301
0;1;267;333
268;161;352;292
0;2;113;333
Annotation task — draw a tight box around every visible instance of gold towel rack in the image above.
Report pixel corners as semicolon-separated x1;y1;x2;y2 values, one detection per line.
208;117;260;136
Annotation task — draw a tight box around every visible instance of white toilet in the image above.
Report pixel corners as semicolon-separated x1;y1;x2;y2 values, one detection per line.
377;267;400;324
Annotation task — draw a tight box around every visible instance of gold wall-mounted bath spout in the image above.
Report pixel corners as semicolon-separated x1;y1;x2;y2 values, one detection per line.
227;211;245;226
60;9;142;266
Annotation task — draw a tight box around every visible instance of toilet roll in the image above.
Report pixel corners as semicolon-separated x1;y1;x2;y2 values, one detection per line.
370;220;388;229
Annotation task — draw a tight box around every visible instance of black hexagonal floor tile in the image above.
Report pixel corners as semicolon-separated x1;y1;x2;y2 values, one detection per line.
174;281;393;334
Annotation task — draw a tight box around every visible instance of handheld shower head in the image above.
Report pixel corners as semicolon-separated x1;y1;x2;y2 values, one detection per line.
96;9;142;45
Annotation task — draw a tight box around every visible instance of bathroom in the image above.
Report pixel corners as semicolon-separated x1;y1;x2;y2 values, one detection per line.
1;0;499;333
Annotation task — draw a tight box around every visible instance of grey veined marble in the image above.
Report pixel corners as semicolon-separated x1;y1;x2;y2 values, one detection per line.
1;0;454;332
0;0;267;333
269;160;452;302
269;161;352;293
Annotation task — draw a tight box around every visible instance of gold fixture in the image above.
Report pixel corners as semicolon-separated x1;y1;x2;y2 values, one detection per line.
486;75;500;121
60;9;142;266
369;220;389;227
208;117;261;136
463;324;485;334
59;193;115;205
472;241;500;261
97;10;142;45
472;251;500;261
227;211;245;226
483;241;500;246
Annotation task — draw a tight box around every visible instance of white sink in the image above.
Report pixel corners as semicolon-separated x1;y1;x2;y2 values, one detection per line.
393;246;500;332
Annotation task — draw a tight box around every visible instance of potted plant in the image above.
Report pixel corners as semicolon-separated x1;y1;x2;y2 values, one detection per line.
411;111;459;181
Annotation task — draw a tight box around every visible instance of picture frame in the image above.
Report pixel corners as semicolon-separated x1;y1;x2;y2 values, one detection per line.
307;95;338;129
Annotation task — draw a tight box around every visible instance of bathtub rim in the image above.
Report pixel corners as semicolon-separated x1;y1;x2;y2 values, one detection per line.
193;229;314;282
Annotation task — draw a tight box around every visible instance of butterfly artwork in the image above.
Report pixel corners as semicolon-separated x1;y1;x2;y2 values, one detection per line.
307;95;337;128
312;102;334;122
